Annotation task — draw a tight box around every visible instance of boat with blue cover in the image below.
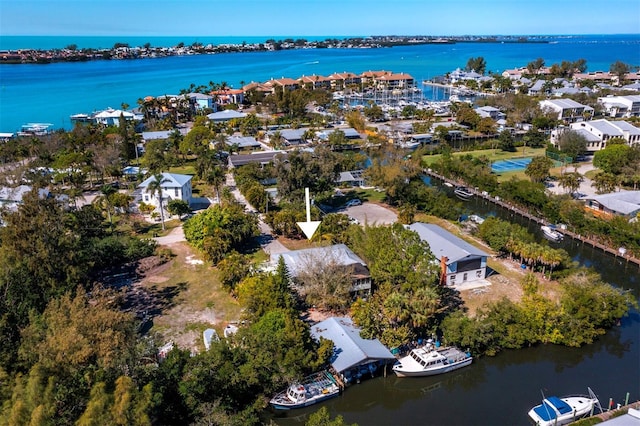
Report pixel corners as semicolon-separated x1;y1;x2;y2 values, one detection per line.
527;388;600;426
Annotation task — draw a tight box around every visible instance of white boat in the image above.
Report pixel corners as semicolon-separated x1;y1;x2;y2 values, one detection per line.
469;214;485;225
269;370;341;410
454;186;474;200
528;388;600;426
541;225;563;241
392;340;472;378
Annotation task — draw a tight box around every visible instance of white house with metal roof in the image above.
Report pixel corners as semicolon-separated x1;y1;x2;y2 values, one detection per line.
567;119;640;151
598;95;640;118
310;317;395;377
138;172;193;208
408;223;490;286
93;108;138;126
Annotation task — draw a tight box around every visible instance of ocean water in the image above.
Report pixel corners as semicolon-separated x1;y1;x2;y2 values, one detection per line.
1;34;639;132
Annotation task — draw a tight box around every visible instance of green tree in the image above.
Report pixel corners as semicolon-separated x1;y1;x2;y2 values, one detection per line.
217;252;251;291
556;129;587;161
524;156;554;183
557;171;583;195
610;60;631;85
306;406;356;426
498;129;515;152
591;171;620;194
465;56;487;74
593;143;633;174
363;103;384;122
183;204;259;263
167;199;192;219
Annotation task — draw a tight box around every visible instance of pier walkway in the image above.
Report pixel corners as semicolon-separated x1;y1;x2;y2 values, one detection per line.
423;169;640;268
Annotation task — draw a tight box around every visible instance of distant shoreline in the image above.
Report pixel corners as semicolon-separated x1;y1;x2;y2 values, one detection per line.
0;35;549;65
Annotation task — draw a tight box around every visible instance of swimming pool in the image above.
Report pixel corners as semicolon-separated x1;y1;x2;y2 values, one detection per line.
491;157;533;173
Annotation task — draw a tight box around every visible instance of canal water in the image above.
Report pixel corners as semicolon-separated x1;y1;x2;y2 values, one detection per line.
272;183;640;426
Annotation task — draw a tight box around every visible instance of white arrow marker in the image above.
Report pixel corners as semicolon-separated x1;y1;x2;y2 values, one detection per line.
296;187;321;240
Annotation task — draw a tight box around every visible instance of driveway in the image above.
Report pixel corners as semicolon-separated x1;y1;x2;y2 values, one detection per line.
343;202;397;225
547;162;598;199
154;225;186;245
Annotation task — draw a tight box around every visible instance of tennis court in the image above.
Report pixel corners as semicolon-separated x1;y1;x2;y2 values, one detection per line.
491;157;533;173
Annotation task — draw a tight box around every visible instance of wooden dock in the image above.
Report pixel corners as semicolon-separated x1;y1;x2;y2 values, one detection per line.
423;169;640;268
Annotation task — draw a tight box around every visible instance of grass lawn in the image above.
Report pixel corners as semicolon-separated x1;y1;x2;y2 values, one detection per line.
422;147;547;167
356;187;387;203
169;165;197;175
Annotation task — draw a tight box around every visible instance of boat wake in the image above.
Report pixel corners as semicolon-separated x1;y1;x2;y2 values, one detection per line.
304;60;320;65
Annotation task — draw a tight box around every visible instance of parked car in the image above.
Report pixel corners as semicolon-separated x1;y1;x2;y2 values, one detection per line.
345;199;362;207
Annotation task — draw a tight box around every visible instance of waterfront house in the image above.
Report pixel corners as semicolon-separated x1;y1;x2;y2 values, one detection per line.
539;99;593;124
598;95;640;118
337;170;366;187
327;72;361;89
360;70;391;83
374;73;415;90
584;191;640;219
264;77;299;93
310;317;395;376
93;108;136;127
271;244;372;295
138;172;193;208
407;223;490;286
298;75;332;90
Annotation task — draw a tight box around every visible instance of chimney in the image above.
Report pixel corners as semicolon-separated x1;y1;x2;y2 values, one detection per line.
439;256;449;286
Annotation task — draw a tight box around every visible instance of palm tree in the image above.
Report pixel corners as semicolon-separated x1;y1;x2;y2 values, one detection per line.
94;184;117;230
206;165;226;205
146;173;170;230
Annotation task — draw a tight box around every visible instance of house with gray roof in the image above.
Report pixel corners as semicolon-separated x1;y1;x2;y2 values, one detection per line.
408;223;491;286
585;191;640;219
139;172;193;209
226;135;261;150
227;151;287;168
337;170;366;187
598;95;640;118
206;109;247;122
539;99;594;123
278;129;307;146
475;106;505;120
310;317;395;376
567;119;640;151
271;244;371;294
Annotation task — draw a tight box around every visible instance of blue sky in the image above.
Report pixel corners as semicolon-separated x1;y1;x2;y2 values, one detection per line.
2;0;639;36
